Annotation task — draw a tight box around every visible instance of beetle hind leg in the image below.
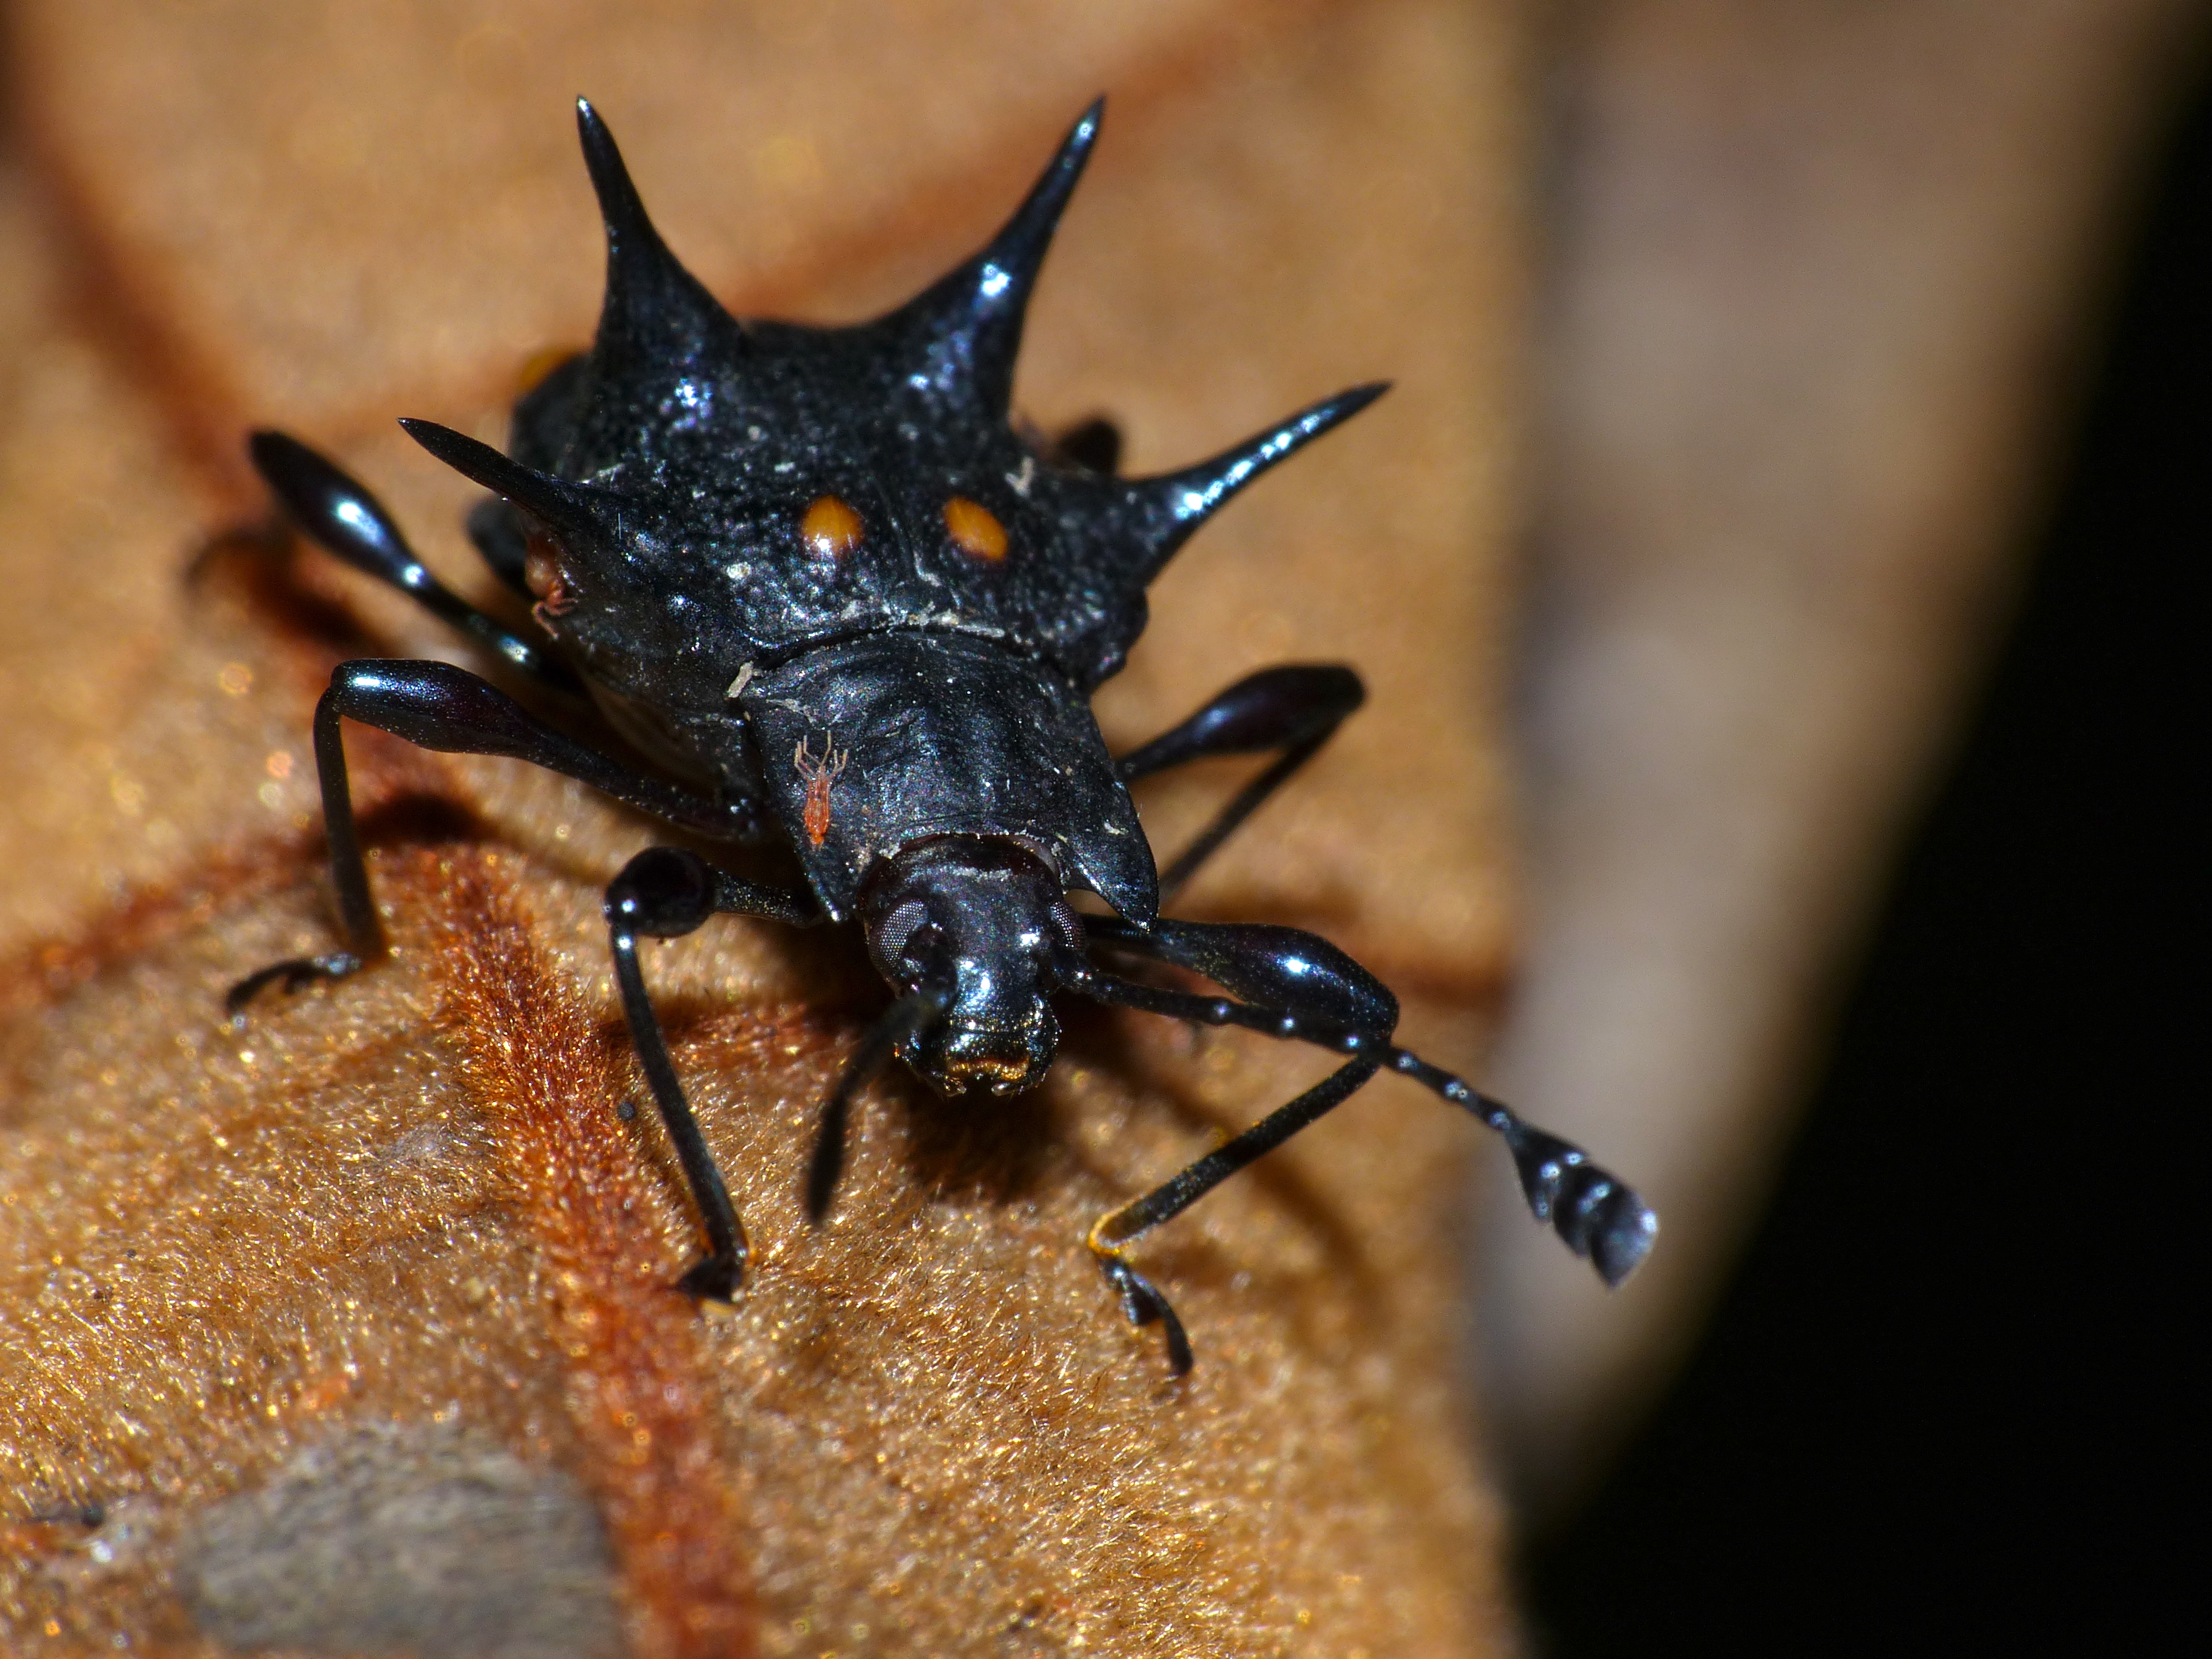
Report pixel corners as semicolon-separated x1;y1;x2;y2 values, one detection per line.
248;431;582;696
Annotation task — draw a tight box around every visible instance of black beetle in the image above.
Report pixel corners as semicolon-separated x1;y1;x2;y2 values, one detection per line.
229;98;1655;1375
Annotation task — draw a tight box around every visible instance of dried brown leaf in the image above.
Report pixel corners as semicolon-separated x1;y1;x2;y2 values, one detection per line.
2;1;1525;1652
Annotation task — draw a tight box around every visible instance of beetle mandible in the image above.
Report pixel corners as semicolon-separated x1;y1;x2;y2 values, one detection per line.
228;98;1656;1375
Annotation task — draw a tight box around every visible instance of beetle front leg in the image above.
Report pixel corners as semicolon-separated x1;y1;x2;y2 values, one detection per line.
227;658;763;1020
604;846;822;1300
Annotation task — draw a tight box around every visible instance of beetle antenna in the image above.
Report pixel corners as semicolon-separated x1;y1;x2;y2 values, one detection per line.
805;987;950;1224
1066;957;1657;1286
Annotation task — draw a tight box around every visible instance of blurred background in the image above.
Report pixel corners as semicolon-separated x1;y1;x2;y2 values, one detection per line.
1515;20;2203;1652
1;0;2202;1651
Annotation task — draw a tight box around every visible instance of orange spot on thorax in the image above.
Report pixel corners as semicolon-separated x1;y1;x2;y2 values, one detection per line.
943;495;1008;561
801;494;864;557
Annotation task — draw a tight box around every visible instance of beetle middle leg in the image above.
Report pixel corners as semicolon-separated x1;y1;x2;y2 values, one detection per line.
1115;664;1365;901
1066;916;1656;1374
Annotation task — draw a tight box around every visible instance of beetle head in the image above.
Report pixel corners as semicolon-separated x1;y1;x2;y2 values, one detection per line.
858;836;1084;1097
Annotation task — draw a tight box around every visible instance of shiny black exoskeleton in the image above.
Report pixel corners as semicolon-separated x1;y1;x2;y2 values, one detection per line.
229;98;1656;1375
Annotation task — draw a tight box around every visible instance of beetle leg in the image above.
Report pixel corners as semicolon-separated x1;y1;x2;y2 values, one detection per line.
1086;1057;1381;1376
604;846;822;1300
227;658;766;1018
249;430;585;697
1065;918;1656;1373
1114;664;1365;901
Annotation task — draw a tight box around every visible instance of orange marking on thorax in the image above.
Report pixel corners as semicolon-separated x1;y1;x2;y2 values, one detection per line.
943;495;1008;561
793;737;849;847
800;494;864;557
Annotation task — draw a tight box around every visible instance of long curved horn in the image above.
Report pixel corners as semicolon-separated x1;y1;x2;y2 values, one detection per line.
398;418;630;546
872;100;1103;419
576;98;743;373
1118;382;1390;586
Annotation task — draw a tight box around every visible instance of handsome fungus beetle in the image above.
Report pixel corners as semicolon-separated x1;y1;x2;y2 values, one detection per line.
229;98;1656;1375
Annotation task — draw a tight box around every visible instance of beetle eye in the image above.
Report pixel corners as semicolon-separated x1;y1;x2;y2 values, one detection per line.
869;899;934;977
